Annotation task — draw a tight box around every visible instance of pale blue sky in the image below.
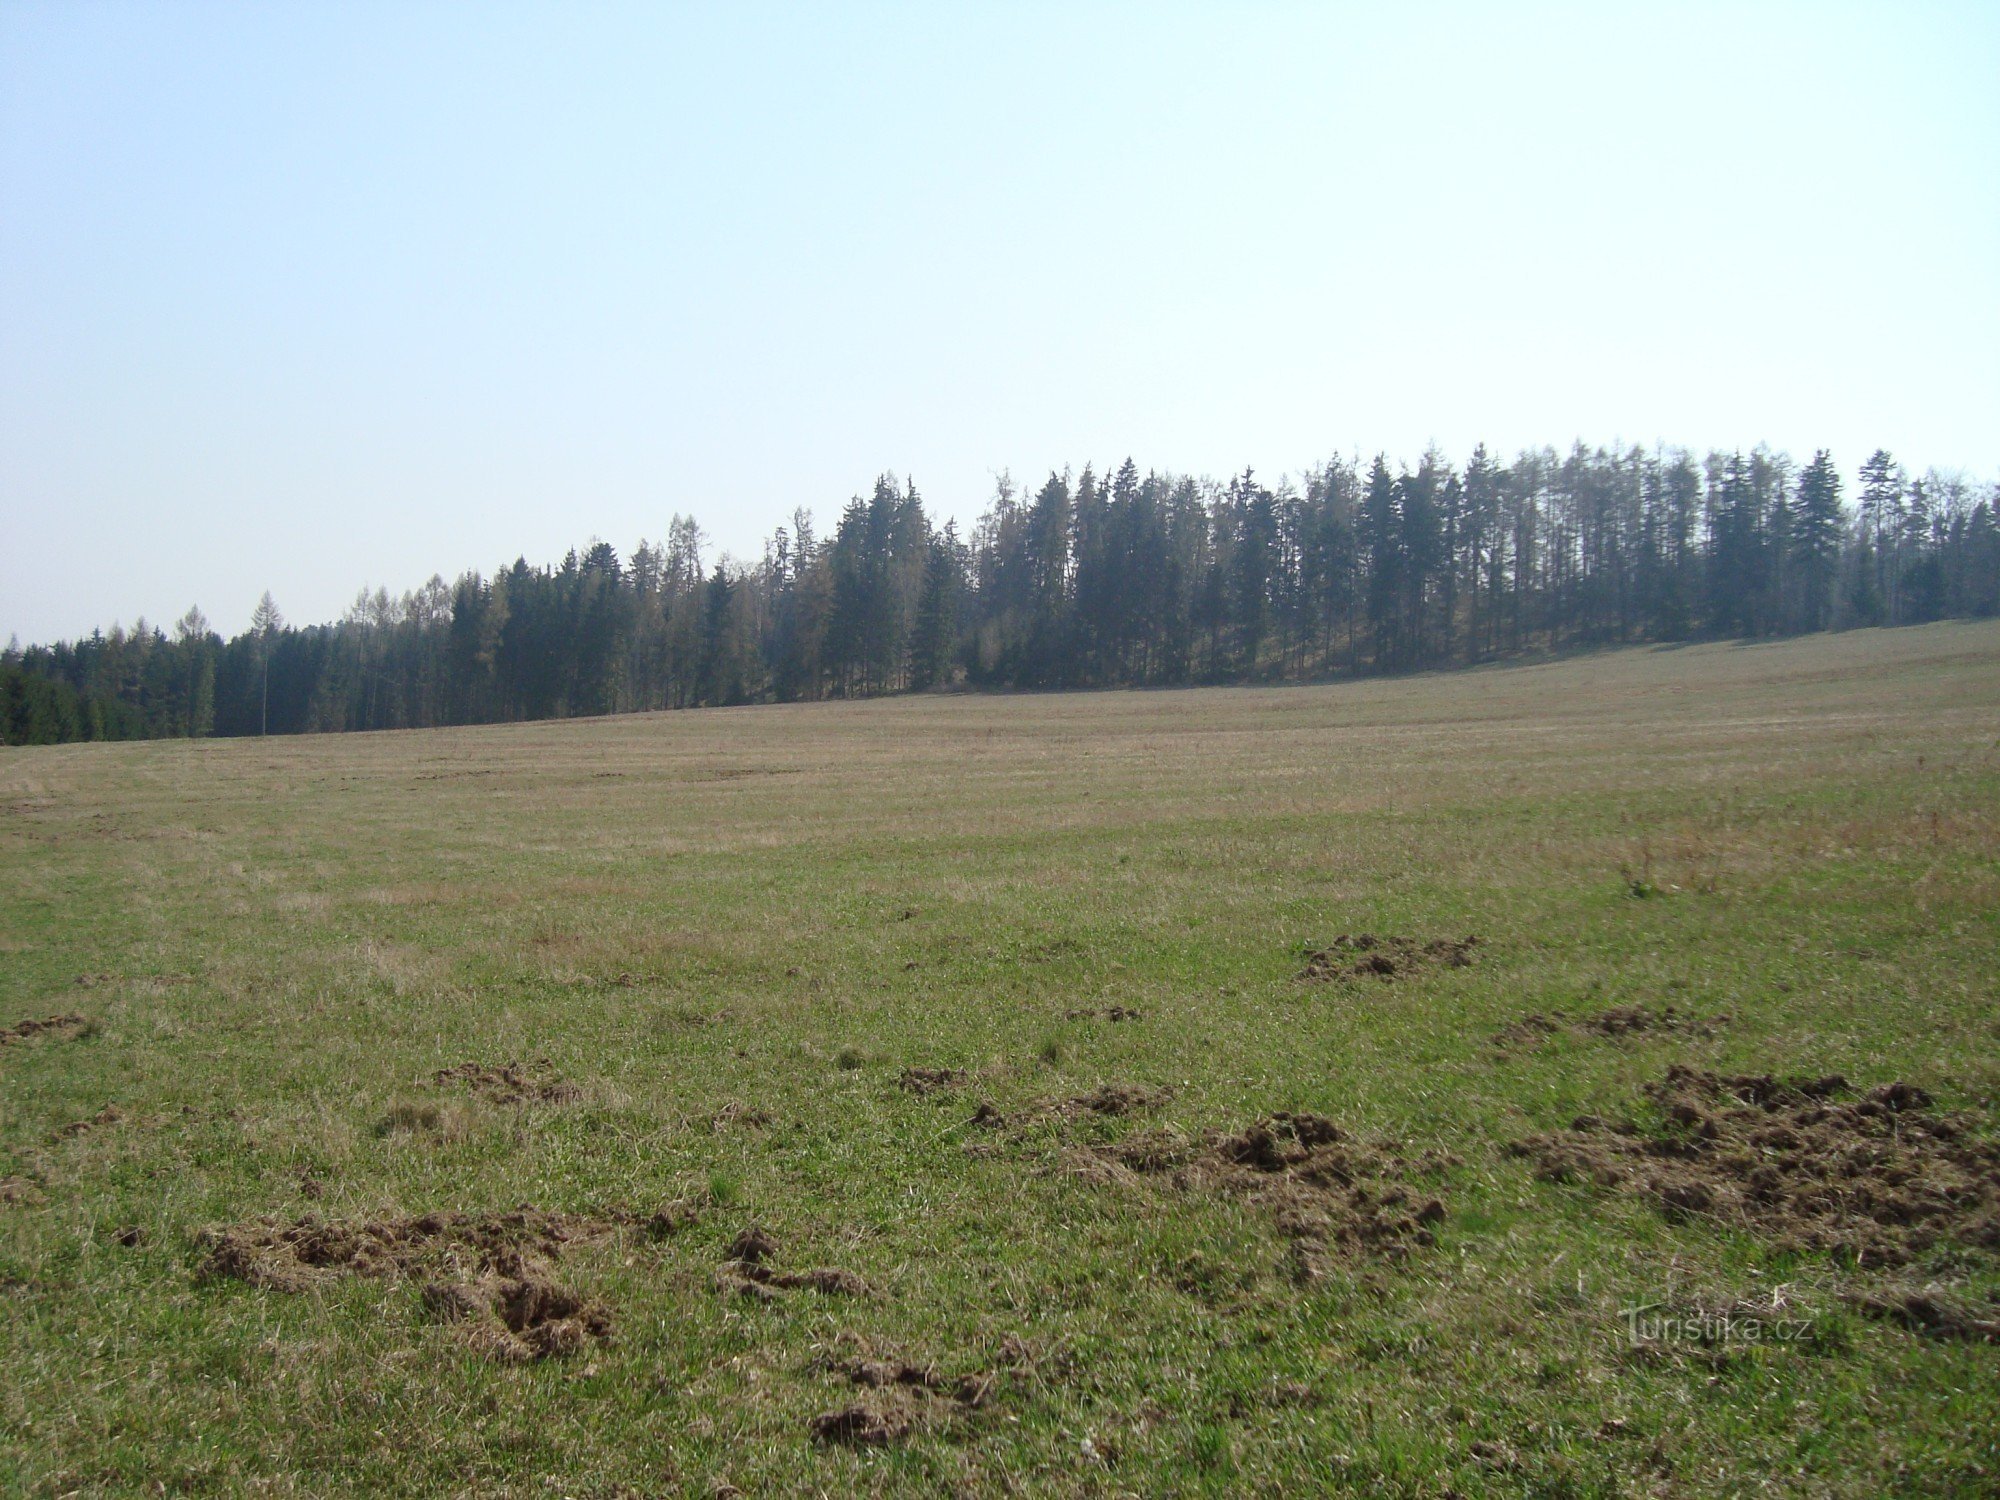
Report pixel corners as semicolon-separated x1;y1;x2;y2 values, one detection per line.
3;2;1996;643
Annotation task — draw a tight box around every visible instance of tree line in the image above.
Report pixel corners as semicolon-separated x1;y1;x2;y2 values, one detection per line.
6;443;1998;746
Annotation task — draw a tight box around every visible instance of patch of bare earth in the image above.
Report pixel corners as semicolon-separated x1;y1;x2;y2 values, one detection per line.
1299;934;1479;983
1064;1006;1143;1022
197;1206;623;1361
1085;1113;1449;1281
716;1226;872;1301
0;1013;89;1048
431;1060;581;1104
1508;1068;2000;1266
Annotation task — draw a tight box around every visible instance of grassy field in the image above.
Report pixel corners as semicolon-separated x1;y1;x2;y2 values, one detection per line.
3;622;1998;1497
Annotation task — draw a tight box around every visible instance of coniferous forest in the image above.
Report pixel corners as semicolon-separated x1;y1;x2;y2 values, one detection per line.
6;443;1998;746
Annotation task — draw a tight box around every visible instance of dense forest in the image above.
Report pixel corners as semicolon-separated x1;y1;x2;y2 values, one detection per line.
6;443;1998;746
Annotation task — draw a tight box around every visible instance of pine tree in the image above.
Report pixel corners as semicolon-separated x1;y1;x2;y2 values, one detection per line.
1360;456;1402;670
1857;450;1901;625
909;526;963;691
1791;451;1843;631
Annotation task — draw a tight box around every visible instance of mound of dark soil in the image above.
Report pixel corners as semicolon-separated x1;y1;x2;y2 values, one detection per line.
197;1206;620;1360
1095;1112;1449;1279
1064;1006;1143;1022
1508;1067;2000;1265
1300;935;1479;983
431;1060;580;1104
716;1225;872;1301
0;1013;88;1048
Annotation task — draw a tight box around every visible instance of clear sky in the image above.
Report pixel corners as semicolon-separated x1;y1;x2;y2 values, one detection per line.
3;2;1996;644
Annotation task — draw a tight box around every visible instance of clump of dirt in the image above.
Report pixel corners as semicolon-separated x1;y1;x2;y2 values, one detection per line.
710;1101;770;1130
197;1205;614;1291
1490;1013;1565;1050
0;1013;89;1048
645;1199;702;1239
1299;935;1479;983
809;1404;913;1447
431;1060;580;1105
1508;1067;2000;1266
197;1206;621;1360
898;1067;968;1095
969;1102;1006;1130
1065;1006;1143;1022
1491;1006;1729;1052
729;1225;779;1263
0;1176;43;1206
50;1104;123;1142
716;1225;872;1301
834;1357;993;1407
805;1340;997;1447
1583;1005;1727;1038
1056;1084;1172;1119
423;1273;616;1363
1847;1285;2000;1341
1093;1112;1448;1279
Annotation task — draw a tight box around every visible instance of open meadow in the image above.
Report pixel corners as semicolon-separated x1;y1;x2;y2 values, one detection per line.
3;622;1998;1497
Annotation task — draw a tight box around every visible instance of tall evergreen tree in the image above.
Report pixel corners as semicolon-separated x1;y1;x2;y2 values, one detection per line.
1792;450;1843;631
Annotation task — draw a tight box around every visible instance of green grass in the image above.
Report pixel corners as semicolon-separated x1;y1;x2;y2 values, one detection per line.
2;622;1998;1496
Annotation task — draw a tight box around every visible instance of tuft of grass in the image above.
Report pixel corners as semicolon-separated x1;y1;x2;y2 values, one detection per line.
371;1100;474;1141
